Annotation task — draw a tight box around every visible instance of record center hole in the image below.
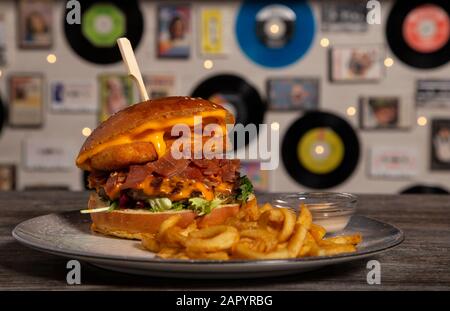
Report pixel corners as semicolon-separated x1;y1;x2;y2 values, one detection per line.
95;15;114;34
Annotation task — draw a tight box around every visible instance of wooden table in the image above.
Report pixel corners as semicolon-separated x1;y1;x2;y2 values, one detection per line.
0;191;449;290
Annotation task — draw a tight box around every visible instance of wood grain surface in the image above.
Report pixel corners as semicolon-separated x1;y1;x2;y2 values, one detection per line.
0;191;449;290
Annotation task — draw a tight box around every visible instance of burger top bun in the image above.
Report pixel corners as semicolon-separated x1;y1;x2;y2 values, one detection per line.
76;96;234;170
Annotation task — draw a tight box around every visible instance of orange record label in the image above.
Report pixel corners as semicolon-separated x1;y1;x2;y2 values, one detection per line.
402;4;450;53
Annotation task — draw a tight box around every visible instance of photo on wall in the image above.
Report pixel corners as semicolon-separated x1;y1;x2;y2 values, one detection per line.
416;79;450;109
368;146;419;179
143;74;176;99
0;164;16;191
330;45;384;82
199;7;226;56
98;74;134;123
157;4;191;58
267;77;319;111
23;138;77;171
8;73;44;128
359;96;410;130
50;79;97;113
0;13;7;65
321;0;368;32
431;119;450;170
18;0;53;49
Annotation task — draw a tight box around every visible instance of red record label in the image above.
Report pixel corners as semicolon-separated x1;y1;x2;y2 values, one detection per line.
402;4;450;53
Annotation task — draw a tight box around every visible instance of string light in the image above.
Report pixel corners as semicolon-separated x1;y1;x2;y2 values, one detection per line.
417;116;427;126
269;23;280;34
47;54;57;64
203;59;214;70
271;122;280;131
315;145;325;155
82;127;92;137
320;38;330;47
384;57;394;67
346;106;357;116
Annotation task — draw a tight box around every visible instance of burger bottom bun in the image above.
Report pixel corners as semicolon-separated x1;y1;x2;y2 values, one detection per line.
87;193;241;240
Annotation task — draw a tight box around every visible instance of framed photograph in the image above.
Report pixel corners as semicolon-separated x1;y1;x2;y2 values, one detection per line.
416;79;450;109
431;119;450;170
0;13;7;66
0;164;16;191
359;96;409;130
240;162;269;192
143;74;176;99
199;7;225;56
267;78;319;111
18;0;53;49
98;74;134;123
157;4;191;58
0;93;5;134
330;45;384;82
50;79;97;113
8;74;44;128
368;146;419;179
321;0;368;32
23;138;77;171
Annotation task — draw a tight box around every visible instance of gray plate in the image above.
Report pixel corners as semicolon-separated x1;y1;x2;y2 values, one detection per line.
12;210;403;279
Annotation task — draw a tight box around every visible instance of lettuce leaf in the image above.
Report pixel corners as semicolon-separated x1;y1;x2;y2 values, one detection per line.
148;198;172;212
188;197;223;216
237;175;254;202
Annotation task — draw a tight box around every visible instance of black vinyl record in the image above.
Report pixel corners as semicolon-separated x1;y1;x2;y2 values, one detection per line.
386;0;450;69
400;184;449;194
64;0;144;64
191;74;266;149
282;111;360;189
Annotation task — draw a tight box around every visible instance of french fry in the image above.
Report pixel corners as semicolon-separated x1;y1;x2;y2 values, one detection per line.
141;234;161;252
234;242;291;259
157;247;180;259
315;244;357;256
287;204;312;257
259;202;273;214
157;215;182;239
185;225;239;253
142;201;362;261
319;234;362;246
277;208;296;242
310;223;327;242
185;250;230;260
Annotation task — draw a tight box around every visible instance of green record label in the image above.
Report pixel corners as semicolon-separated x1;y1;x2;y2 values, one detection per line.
82;4;126;47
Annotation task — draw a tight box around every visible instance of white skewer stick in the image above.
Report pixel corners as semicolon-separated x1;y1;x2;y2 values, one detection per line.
117;37;149;101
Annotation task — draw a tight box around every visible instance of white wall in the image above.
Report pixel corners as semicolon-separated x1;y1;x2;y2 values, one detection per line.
0;1;449;192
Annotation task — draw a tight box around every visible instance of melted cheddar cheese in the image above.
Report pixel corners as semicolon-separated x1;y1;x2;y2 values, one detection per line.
139;177;215;201
77;110;228;166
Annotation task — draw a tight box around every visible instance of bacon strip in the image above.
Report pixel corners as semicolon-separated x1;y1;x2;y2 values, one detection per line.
91;156;240;199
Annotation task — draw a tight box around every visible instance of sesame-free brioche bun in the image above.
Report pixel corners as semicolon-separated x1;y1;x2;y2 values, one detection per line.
76;96;234;171
88;193;241;240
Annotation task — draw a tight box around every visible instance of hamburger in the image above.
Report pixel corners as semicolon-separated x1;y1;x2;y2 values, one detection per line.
76;96;254;239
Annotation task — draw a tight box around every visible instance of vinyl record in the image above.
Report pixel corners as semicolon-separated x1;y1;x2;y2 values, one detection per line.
400;184;449;194
236;0;315;68
64;0;144;64
191;74;266;149
386;0;450;69
282;111;360;189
